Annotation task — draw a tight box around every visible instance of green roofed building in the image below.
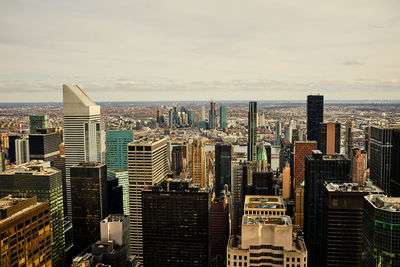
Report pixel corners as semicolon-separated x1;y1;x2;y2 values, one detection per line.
106;130;134;172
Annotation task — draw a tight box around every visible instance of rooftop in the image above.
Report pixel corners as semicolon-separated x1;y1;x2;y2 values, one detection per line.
366;194;400;212
0;161;58;176
101;214;128;223
128;136;166;146
243;215;292;225
325;182;383;193
244;195;285;210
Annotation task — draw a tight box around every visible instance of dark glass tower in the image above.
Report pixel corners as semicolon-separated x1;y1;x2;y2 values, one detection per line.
247;101;257;161
304;151;351;267
209;101;217;129
215;143;232;195
370;127;400;196
142;179;210;266
307;95;324;145
171;146;184;176
70;162;108;254
29;128;61;163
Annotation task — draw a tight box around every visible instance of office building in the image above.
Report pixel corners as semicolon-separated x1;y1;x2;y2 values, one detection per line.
7;135;20;164
142;179;211;266
319;122;340;154
304;151;351;267
0;163;65;266
211;196;229;266
282;165;291;199
108;170;129;215
209;101;217;129
294;182;305;228
101;214;130;249
171;145;184;176
370;126;400;196
323;182;382;267
63;84;105;217
29;128;61;162
107;177;124;214
352;148;367;185
345;120;354;158
275;121;282;145
256;143;269;172
0;151;5;171
215;143;232;195
248;101;257;161
70;162;108;254
220;105;227;129
0;195;52;266
307;95;323;144
293;141;318;190
29;115;50;134
231;160;245;236
15;138;29;165
106;130;134;172
128;137;168;260
227;196;307;267
251;172;275;195
191;138;207;187
363;194;400;266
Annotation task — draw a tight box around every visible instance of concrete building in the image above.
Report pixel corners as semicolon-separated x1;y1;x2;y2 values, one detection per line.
351;148;367;185
294;182;305;229
319;122;340;155
128;137;168;261
101;214;130;251
191;138;207;187
0;195;52;266
293;141;318;191
282;165;291;199
227;196;307;267
63;84;105;217
15;138;29;165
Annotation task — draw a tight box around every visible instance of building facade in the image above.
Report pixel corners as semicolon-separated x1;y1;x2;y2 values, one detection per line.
29;128;61;162
220;105;227;129
106;130;134;172
215;143;232;195
29;115;50;134
191;138;207;187
306;95;323;144
248;102;257;161
319;122;340;155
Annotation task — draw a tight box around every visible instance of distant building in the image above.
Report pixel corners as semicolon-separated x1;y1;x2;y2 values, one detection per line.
215;143;232;195
247;102;257;161
128;137;168;261
210;196;229;266
323;182;382;266
307;95;323;145
256;143;269;172
363;194;400;266
293;141;318;190
304;151;351;267
0;195;52;266
220;105;227;129
0;162;65;265
275;121;282;145
209;101;217;129
191;138;207;187
345;120;354;158
369;126;400;196
106;130;134;172
142;179;211;266
29;128;61;162
70;162;108;254
171;145;184;176
7;135;20;164
0;151;5;171
15;137;29;165
352;148;367;185
227;196;307;267
319;122;340;154
251;172;275;195
294;182;305;229
29;115;50;134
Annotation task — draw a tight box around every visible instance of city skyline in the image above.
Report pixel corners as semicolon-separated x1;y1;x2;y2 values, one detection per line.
1;1;400;101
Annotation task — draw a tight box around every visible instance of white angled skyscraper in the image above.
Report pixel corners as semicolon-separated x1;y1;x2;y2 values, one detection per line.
63;84;105;217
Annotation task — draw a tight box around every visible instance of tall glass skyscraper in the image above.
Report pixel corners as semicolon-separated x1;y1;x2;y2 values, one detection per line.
29;115;50;134
247;101;257;161
307;95;323;145
220;105;227;129
209;101;217;129
215;143;232;195
106;130;134;172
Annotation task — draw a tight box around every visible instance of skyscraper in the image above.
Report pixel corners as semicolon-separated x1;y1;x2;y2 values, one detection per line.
201;105;206;121
319;122;340;155
0;163;65;266
142;179;211;266
108;170;129;215
106;130;134;172
247;101;257;161
210;196;229;265
191;138;207;187
256;143;269;172
220;104;227;129
209;101;217;129
322;182;382;267
0;195;52;266
345;120;354;158
304;151;351;267
352;148;367;185
275;121;282;145
171;145;184;176
128;137;168;261
307;95;323;145
293;141;318;190
370;126;400;196
15;138;29;165
215;143;232;195
29;115;50;134
70;162;108;254
29;128;61;162
363;194;400;266
63;84;105;217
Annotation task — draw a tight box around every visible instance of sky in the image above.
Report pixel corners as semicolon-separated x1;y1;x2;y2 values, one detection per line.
0;0;400;102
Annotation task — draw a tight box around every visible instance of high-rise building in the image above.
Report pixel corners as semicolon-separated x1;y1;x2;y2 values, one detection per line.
0;163;65;266
319;122;340;154
201;105;206;121
209;101;217;129
220;105;227;129
345;120;354;158
191;138;207;187
15;138;29;165
215;143;232;195
307;95;323;145
0;151;5;171
282;165;291;199
294;182;305;228
0;195;52;266
171;145;184;176
256;143;269;172
275;121;282;145
101;214;130;251
211;196;229;266
106;130;134;172
7;135;20;164
293;141;318;190
70;162;108;254
248;101;257;161
304;151;351;267
352;148;367;185
323;182;382;267
29;115;50;134
370;126;400;196
227;196;308;267
258;113;265;127
29;128;61;162
363;194;400;266
63;84;105;217
142;179;210;266
108;170;129;215
128;137;168;260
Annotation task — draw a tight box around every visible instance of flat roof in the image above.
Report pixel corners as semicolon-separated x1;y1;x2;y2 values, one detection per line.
245;195;285;210
243;215;292;226
365;194;400;212
0;162;58;176
325;182;383;193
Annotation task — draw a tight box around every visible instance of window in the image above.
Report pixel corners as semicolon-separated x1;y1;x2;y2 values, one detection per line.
239;256;242;260
297;258;300;262
234;255;237;260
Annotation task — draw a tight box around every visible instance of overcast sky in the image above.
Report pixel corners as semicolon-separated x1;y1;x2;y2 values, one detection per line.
1;0;399;102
